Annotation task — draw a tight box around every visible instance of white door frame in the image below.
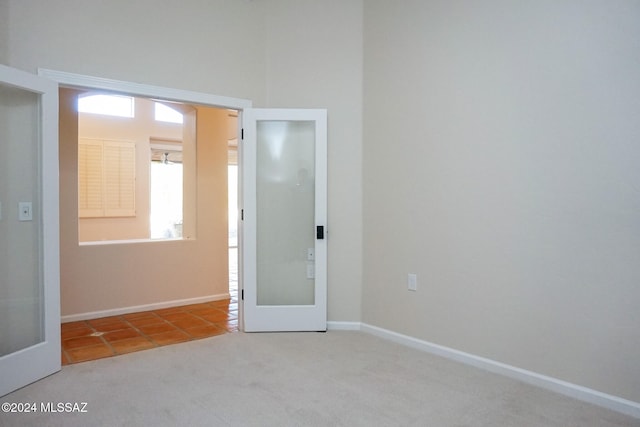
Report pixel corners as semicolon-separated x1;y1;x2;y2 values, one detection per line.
38;69;252;111
38;69;252;334
242;108;328;332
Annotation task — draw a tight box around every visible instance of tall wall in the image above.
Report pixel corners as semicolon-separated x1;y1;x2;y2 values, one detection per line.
363;0;640;402
5;0;266;103
262;0;364;321
0;0;8;64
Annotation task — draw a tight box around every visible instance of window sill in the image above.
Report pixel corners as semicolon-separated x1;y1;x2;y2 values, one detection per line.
79;237;192;246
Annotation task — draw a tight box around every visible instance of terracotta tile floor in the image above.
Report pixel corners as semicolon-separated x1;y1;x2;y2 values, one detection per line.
61;291;238;365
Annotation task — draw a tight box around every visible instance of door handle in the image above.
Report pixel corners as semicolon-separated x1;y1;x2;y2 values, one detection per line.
316;226;325;240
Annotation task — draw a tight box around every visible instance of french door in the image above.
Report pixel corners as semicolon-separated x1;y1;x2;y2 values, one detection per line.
242;109;327;332
0;65;60;396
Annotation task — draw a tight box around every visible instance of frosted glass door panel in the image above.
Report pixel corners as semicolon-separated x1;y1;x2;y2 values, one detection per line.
242;108;326;332
0;65;59;397
0;84;43;357
256;121;315;306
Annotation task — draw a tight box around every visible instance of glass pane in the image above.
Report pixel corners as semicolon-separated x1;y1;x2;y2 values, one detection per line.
150;161;183;238
78;94;134;118
0;83;43;356
257;121;315;306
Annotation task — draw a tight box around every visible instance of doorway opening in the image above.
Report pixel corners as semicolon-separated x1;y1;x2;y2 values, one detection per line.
41;69;251;364
228;110;239;301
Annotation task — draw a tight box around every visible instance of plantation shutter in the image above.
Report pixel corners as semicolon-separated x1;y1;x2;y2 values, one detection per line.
78;138;136;218
104;141;135;216
78;139;104;217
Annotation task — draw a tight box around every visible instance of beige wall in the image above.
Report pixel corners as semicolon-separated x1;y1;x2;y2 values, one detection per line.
0;1;7;64
78;97;184;241
363;0;640;403
263;0;364;322
60;89;229;316
5;0;266;103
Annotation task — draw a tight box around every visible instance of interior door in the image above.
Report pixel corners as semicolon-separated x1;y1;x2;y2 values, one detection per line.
0;64;60;396
242;108;327;332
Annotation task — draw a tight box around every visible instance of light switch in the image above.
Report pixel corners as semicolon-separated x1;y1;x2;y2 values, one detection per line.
18;202;33;221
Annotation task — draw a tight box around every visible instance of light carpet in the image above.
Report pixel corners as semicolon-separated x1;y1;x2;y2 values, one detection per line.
1;331;638;427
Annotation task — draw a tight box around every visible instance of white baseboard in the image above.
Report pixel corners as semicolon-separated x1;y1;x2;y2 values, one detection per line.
333;321;639;419
61;293;230;323
327;321;361;331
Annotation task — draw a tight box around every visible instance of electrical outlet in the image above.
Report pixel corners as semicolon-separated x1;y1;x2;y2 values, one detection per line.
408;273;417;291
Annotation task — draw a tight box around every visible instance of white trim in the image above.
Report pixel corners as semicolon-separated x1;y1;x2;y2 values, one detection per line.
33;68;248;328
61;293;231;323
354;323;640;419
327;321;361;331
79;237;187;246
37;68;253;110
242;109;328;332
1;64;53;93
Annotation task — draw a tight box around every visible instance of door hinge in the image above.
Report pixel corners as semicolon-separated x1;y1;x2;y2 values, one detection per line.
241;289;244;300
241;128;244;140
241;209;244;220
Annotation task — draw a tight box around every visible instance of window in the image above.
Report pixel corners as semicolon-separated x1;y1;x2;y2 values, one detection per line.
78;94;134;118
77;94;195;243
78;139;136;217
150;140;183;238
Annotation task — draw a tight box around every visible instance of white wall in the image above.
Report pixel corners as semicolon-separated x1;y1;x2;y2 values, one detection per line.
262;0;364;321
6;0;266;103
0;0;7;63
363;0;640;403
